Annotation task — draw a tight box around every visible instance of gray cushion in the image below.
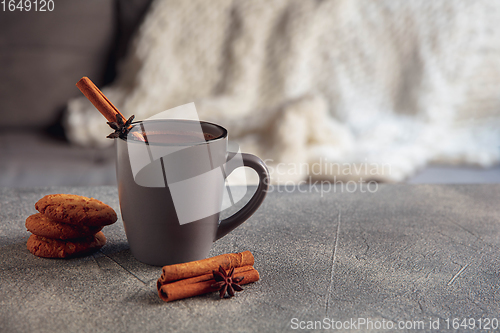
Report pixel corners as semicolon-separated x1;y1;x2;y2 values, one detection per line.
0;0;114;128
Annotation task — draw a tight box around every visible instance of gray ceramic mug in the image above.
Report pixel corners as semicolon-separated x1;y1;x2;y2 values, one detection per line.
116;119;269;266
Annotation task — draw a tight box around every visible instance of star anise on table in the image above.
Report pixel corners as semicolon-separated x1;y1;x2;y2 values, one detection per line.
106;114;135;139
211;265;244;299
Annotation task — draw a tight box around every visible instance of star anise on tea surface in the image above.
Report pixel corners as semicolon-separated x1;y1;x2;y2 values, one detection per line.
106;114;135;139
211;265;244;299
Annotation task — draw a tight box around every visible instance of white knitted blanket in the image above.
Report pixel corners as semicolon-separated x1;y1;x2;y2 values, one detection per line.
66;0;500;183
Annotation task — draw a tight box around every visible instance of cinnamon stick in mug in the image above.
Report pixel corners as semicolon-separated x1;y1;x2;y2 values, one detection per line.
76;76;145;141
158;251;255;284
76;77;125;123
158;265;260;302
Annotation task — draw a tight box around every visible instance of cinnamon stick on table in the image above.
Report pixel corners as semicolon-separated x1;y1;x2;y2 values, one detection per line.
157;265;260;302
158;251;255;284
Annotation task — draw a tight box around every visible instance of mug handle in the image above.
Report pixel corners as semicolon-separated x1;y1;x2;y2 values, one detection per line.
215;152;270;240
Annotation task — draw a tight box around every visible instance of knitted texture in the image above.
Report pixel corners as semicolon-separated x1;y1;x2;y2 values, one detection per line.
66;0;500;183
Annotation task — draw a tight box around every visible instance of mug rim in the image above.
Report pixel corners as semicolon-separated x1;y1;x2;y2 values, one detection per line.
120;119;228;147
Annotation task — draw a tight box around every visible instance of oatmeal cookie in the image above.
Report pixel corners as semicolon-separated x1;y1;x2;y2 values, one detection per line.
26;232;107;258
35;194;117;227
26;213;103;240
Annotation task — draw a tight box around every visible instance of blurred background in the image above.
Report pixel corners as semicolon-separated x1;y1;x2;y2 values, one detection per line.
1;0;499;187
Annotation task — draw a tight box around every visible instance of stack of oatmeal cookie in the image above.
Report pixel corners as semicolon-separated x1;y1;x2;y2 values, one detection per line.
26;194;117;258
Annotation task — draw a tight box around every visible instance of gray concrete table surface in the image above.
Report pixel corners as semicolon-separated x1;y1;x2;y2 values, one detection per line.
0;185;499;333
